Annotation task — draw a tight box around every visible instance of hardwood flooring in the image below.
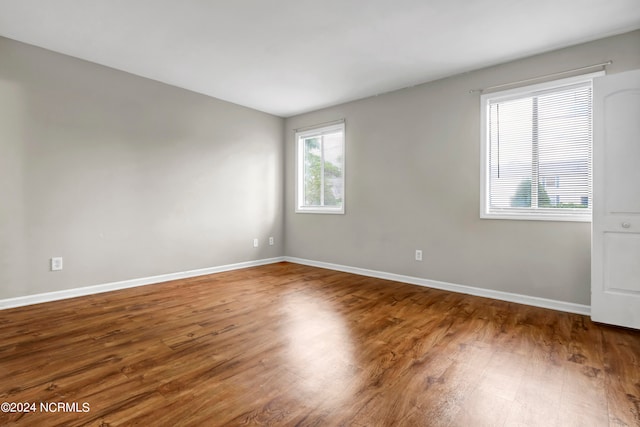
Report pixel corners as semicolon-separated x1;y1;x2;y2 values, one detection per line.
0;262;639;426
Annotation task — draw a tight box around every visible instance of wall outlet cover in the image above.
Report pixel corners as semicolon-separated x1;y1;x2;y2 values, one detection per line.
51;257;63;271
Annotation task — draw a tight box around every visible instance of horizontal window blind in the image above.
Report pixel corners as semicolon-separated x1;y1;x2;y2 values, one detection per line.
486;81;592;218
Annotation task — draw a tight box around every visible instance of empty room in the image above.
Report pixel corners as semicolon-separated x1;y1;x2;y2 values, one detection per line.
1;1;640;426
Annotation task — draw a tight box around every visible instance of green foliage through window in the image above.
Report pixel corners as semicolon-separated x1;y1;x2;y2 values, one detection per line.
303;137;342;206
511;179;551;208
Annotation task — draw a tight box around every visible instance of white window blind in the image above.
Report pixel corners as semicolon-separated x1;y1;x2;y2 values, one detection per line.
481;75;595;221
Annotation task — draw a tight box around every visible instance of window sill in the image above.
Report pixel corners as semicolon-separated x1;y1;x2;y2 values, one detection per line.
296;207;345;215
480;211;591;222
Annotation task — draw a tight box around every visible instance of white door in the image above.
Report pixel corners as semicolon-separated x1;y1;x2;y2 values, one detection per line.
591;69;640;329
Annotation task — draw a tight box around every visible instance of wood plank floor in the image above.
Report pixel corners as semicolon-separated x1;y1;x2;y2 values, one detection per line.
1;262;639;426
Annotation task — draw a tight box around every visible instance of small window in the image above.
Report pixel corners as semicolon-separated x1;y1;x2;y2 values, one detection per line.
480;73;600;222
295;121;345;214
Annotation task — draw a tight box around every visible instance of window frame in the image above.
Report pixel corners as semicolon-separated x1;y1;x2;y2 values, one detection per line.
480;72;602;222
295;121;346;214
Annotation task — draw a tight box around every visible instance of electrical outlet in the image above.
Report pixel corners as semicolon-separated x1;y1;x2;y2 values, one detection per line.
253;238;259;248
51;257;63;271
269;237;274;246
415;250;423;261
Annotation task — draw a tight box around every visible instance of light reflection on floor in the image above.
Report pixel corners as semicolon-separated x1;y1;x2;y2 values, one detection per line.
281;292;359;407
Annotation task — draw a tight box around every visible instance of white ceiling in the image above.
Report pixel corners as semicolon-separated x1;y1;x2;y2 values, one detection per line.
0;1;639;117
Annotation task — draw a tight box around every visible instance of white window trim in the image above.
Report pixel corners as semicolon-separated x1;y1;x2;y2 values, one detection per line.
295;121;345;214
480;72;603;222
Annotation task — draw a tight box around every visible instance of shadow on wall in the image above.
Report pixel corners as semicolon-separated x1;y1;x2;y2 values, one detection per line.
0;38;284;299
0;78;28;298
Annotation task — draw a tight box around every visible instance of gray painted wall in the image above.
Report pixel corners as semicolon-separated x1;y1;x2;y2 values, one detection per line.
2;30;638;305
284;30;640;305
0;37;284;299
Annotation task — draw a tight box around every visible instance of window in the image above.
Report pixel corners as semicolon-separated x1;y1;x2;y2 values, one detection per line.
295;121;345;214
480;73;601;221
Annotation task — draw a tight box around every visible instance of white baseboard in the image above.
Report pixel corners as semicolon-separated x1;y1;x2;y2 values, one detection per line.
284;256;591;316
1;255;590;316
0;257;286;310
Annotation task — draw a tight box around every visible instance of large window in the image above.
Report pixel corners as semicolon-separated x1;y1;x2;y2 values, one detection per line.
296;121;345;214
480;74;600;221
